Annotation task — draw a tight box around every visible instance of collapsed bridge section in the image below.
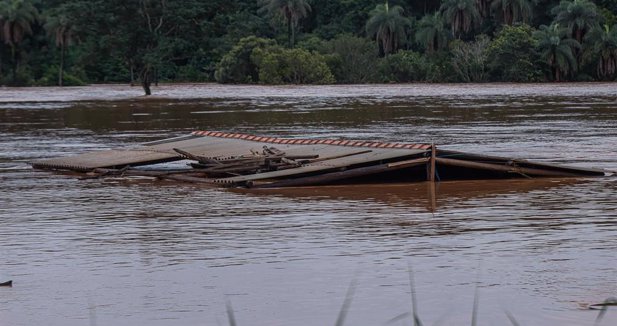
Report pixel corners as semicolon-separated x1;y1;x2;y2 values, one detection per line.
30;130;607;187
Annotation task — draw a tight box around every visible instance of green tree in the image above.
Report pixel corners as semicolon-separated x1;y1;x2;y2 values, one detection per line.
449;35;490;82
534;24;581;81
215;36;276;83
0;0;38;84
324;34;379;83
366;1;411;55
261;0;311;48
491;0;535;25
377;50;429;82
44;6;77;86
551;0;601;43
486;24;542;81
76;0;213;95
477;0;492;18
415;12;450;53
584;24;617;79
440;0;481;39
254;46;334;84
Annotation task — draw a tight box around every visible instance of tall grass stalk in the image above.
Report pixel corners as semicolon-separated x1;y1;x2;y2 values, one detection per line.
334;279;357;326
505;310;521;326
408;263;423;326
471;262;482;326
593;297;617;326
226;299;237;326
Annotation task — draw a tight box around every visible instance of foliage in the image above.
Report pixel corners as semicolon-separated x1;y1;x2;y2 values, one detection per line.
486;24;542;81
366;1;411;55
534;24;581;81
254;46;334;84
415;12;450;52
551;0;601;43
260;0;311;48
324;34;379;83
584;24;617;80
377;50;429;82
440;0;481;39
44;4;78;86
491;0;535;25
449;35;491;82
0;0;38;46
36;65;86;86
0;0;38;84
2;0;617;88
215;36;276;83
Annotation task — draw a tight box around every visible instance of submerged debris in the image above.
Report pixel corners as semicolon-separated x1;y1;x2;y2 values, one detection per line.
30;131;608;188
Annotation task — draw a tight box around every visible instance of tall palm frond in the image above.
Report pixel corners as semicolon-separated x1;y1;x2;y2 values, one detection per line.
261;0;311;47
0;0;37;46
415;12;450;53
366;1;411;55
491;0;535;25
44;8;77;86
440;0;481;39
551;0;600;43
534;24;581;81
584;24;617;79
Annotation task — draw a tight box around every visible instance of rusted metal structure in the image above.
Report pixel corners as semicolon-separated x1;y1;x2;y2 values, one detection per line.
31;130;608;187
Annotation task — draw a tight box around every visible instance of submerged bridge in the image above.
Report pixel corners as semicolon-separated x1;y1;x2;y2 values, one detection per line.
31;131;607;188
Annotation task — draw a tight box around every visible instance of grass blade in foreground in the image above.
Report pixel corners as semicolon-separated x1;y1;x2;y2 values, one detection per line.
335;279;357;326
226;300;237;326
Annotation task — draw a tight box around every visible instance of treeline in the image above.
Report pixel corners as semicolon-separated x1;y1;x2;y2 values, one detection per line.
1;0;617;94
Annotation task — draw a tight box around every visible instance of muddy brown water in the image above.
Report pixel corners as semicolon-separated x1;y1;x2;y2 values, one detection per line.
1;83;616;326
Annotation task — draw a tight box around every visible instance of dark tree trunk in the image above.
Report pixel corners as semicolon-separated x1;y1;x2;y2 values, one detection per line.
11;46;17;84
142;79;152;95
59;44;65;86
141;68;152;95
287;18;292;47
130;62;135;86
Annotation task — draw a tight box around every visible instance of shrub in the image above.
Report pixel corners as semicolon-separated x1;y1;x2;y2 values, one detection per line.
486;24;543;82
449;35;490;82
324;34;379;83
214;36;276;83
254;47;334;84
35;66;87;86
378;50;427;82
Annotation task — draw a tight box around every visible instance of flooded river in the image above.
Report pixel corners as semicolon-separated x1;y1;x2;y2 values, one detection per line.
1;83;616;326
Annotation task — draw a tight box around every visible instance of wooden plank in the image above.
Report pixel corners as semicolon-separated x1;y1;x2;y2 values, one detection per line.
428;144;436;182
253;157;429;188
214;149;428;185
437;149;606;175
435;157;588;177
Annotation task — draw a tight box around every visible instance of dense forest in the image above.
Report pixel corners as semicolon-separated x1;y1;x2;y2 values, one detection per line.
1;0;617;94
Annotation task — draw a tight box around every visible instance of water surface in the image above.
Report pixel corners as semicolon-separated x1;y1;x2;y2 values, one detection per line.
1;83;616;326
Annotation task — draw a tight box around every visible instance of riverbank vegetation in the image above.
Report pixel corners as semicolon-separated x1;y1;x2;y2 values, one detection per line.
1;0;616;94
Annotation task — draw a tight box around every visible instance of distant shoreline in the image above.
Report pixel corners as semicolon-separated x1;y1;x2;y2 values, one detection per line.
2;82;616;103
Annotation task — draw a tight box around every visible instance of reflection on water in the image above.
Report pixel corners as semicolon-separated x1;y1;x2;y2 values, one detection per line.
0;84;616;326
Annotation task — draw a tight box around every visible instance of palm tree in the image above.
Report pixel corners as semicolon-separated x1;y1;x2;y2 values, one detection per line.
476;0;491;19
261;0;311;48
551;0;600;43
44;9;76;86
0;0;38;83
366;1;411;55
584;24;617;79
534;24;581;81
415;12;450;53
440;0;481;39
491;0;534;25
0;1;6;79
